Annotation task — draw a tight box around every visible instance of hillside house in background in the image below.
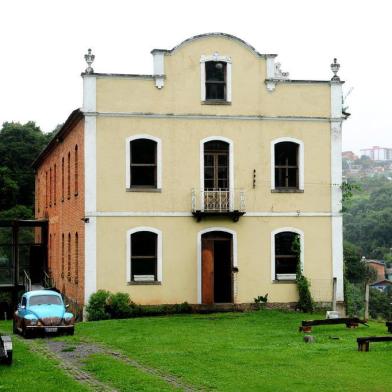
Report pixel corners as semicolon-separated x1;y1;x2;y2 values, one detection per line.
32;33;346;313
360;146;392;161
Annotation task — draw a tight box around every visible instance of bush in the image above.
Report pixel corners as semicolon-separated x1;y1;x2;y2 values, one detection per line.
254;294;268;309
86;290;192;321
344;280;364;317
107;292;133;319
292;235;314;313
86;290;111;321
369;287;392;320
296;273;314;313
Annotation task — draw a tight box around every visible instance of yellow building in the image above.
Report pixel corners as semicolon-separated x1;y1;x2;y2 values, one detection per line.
35;33;346;310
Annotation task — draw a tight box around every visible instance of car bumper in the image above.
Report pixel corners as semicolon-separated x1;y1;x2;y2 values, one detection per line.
25;325;74;332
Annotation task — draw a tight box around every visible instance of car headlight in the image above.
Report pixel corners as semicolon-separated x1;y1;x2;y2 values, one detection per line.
63;316;74;325
27;318;38;326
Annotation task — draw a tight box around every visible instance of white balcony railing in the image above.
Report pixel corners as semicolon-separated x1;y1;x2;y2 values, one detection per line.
191;188;245;213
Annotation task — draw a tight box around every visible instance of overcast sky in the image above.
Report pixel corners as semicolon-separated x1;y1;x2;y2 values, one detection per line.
1;0;390;154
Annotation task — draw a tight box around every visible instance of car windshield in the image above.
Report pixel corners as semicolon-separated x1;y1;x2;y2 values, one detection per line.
29;295;62;306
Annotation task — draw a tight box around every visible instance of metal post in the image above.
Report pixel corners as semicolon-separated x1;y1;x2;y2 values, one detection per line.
332;277;337;311
364;283;369;321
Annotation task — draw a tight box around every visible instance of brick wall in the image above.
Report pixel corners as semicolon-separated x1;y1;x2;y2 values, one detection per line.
35;118;85;306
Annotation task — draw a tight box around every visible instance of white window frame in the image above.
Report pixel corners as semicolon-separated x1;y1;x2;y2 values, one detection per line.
197;227;237;304
271;227;304;282
200;53;232;103
271;137;304;191
200;136;234;210
126;226;163;283
125;134;162;189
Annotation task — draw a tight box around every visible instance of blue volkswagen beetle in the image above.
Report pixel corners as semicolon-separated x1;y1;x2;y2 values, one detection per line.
13;290;74;338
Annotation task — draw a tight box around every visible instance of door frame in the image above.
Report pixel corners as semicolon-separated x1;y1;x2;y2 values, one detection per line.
197;227;237;304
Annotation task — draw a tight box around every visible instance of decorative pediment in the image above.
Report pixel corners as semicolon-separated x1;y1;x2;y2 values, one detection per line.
200;52;232;63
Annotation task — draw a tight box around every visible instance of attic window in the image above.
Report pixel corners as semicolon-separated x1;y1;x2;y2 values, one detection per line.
205;61;226;101
200;54;232;103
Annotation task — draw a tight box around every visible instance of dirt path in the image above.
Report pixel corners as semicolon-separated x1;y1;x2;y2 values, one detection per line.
20;337;117;392
30;338;200;392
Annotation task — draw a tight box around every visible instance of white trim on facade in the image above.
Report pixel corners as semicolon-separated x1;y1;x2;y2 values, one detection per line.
197;227;238;304
83;75;97;305
125;134;162;190
200;136;234;210
331;81;344;301
200;53;232;102
270;227;304;282
88;211;335;218
126;226;163;283
270;137;304;191
152;51;165;89
85;111;334;122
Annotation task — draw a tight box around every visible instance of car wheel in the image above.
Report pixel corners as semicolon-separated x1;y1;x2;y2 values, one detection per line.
5;351;12;365
22;325;31;339
67;327;74;336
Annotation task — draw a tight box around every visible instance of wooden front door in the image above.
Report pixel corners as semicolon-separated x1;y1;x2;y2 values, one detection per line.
202;239;214;304
201;232;233;304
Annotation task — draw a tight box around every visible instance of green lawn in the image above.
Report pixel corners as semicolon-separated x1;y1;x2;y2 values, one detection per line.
0;323;89;392
2;311;392;391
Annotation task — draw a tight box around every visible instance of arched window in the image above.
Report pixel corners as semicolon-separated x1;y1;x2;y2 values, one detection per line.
61;157;65;201
75;232;79;285
54;164;57;205
74;145;78;196
45;171;48;209
37;178;40;213
271;228;304;281
67;152;71;199
49;167;52;207
204;140;229;190
271;138;304;191
67;233;71;282
127;227;162;283
49;234;52;269
61;233;64;278
125;135;162;190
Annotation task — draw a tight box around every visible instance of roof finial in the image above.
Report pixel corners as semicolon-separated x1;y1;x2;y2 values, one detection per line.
331;58;340;81
84;48;95;74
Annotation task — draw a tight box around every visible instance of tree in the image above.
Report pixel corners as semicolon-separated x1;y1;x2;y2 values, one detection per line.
344;179;392;261
343;241;365;283
0;167;19;210
0;121;50;210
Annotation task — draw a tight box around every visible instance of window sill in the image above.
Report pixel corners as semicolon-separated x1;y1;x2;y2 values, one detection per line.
273;280;296;284
201;100;231;105
128;281;161;286
271;189;304;193
126;188;162;193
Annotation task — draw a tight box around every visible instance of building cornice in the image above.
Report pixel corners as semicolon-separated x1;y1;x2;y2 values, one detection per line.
83;110;344;123
82;73;156;80
87;211;338;218
265;78;345;85
150;32;277;59
32;108;84;169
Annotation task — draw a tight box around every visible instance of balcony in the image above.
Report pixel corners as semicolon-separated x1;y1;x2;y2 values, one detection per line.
191;188;246;222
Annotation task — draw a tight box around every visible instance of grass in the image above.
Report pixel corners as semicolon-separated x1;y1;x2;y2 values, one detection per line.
73;310;392;391
81;354;175;391
2;311;392;391
0;322;88;392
